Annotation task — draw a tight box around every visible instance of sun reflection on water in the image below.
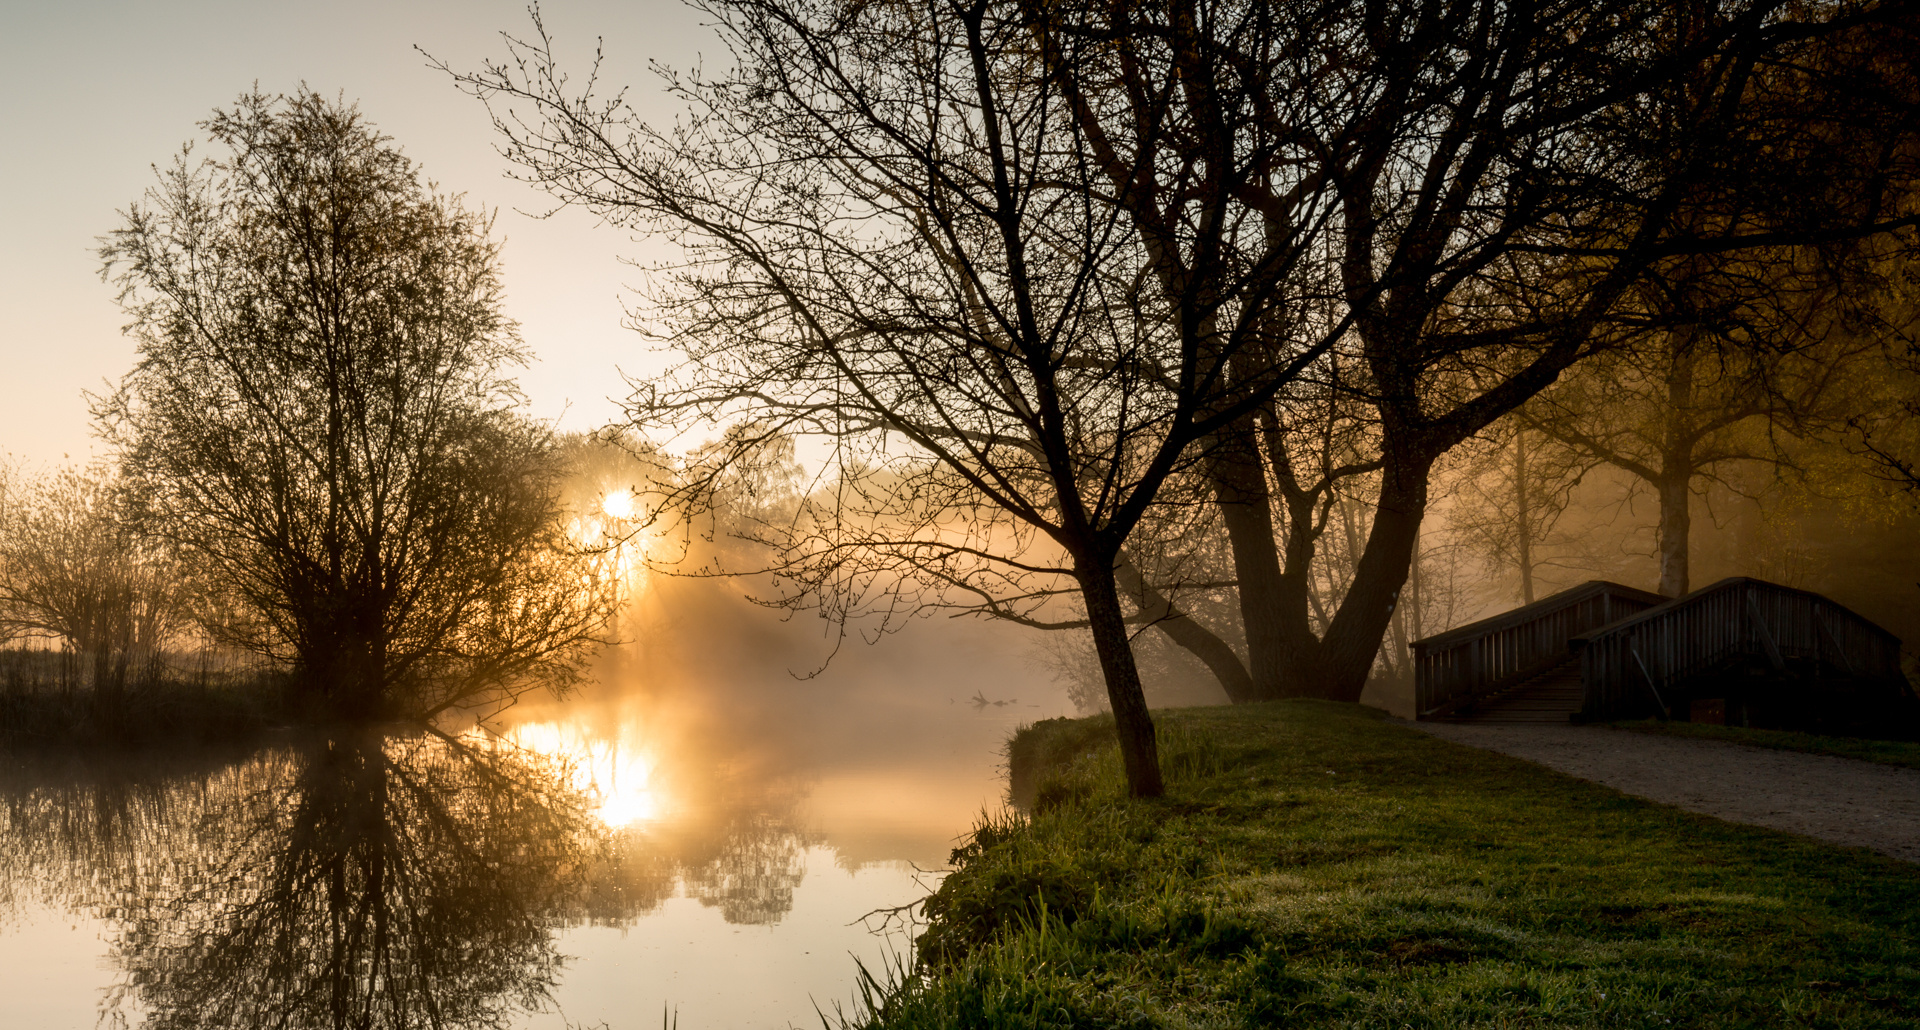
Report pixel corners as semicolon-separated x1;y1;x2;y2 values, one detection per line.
483;721;665;827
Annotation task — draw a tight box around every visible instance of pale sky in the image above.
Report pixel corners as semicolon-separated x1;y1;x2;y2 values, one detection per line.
0;0;718;469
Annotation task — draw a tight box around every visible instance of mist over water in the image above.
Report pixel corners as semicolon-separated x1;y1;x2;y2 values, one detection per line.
0;566;1074;1029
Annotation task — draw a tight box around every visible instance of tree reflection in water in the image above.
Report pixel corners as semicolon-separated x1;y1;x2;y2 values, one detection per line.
107;731;592;1029
0;727;817;1028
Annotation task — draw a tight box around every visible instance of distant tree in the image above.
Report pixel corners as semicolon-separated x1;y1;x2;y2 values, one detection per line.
98;90;615;721
0;464;188;694
1525;4;1920;598
1443;420;1604;606
1522;245;1902;598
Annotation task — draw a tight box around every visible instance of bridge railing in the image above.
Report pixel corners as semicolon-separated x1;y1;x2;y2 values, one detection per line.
1413;581;1668;719
1570;576;1905;722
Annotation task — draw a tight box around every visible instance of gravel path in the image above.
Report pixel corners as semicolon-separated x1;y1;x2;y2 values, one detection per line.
1411;722;1920;863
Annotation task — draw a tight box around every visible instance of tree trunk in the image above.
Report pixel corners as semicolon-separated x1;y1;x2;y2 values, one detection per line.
1657;337;1696;598
1258;409;1341;697
1079;560;1164;798
1656;473;1691;598
1312;448;1434;702
1514;428;1535;604
1204;420;1288;700
1230;442;1435;703
1114;554;1256;703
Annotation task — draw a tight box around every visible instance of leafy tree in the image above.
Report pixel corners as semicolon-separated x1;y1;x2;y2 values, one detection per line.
98;90;614;721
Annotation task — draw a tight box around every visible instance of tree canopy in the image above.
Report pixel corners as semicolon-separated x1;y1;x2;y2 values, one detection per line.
98;90;614;720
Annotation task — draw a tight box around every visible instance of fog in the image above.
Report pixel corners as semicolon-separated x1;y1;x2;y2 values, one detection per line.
494;546;1078;867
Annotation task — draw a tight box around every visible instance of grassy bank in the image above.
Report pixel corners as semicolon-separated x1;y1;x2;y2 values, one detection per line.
0;650;283;747
1608;719;1920;771
847;702;1919;1028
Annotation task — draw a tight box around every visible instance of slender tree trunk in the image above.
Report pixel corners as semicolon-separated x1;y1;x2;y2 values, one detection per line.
1383;600;1410;681
1204;420;1287;700
1514;428;1535;604
1079;559;1164;798
1657;336;1696;598
1407;532;1424;642
1656;473;1691;597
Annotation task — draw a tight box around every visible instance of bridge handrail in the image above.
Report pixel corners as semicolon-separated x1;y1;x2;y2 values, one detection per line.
1413;580;1668;719
1569;576;1904;721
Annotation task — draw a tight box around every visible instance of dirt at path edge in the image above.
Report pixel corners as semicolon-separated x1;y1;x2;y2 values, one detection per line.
1410;721;1920;863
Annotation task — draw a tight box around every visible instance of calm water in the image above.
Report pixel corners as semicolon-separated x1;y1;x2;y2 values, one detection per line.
0;625;1067;1029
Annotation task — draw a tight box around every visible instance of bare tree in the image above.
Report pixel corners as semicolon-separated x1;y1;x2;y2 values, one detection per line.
1846;250;1920;501
1524;259;1888;597
97;90;615;721
1031;0;1920;701
1444;420;1601;606
0;464;189;696
447;2;1361;795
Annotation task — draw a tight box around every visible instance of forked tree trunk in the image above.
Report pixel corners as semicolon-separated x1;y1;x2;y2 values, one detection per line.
1231;444;1434;703
1316;454;1430;698
1079;560;1164;798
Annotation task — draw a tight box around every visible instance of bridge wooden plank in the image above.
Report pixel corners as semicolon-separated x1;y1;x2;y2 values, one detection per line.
1419;576;1906;725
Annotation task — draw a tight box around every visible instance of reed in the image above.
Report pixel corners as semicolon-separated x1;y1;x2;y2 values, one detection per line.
0;646;285;746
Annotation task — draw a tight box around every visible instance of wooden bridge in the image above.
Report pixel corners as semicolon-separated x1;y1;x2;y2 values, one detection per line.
1413;577;1912;729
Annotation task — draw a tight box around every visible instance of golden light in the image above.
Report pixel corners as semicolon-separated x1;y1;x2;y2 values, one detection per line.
601;488;637;521
494;720;665;827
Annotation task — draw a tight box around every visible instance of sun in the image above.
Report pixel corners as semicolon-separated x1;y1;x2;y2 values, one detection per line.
601;488;637;521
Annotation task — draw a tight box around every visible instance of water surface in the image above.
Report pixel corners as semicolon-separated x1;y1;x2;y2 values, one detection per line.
0;623;1067;1028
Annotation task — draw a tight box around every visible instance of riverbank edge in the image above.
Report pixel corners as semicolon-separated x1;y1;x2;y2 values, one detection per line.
840;700;1920;1029
0;675;285;748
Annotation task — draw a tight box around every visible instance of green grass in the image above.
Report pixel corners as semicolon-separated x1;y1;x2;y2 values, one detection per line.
841;701;1920;1029
1607;719;1920;771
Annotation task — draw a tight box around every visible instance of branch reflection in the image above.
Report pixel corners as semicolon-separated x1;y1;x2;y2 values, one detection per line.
0;725;817;1028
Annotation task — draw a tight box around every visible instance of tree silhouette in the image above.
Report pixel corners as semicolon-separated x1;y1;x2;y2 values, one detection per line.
98;90;615;720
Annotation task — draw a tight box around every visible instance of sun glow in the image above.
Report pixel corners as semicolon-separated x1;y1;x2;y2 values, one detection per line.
496;720;665;827
601;488;637;521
